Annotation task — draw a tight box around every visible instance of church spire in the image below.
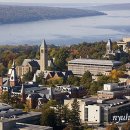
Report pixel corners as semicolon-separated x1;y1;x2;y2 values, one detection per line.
33;73;37;83
9;60;18;87
21;84;26;102
106;39;112;54
12;60;16;69
49;87;53;100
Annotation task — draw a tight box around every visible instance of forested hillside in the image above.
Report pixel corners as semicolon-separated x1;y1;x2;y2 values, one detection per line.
0;5;105;24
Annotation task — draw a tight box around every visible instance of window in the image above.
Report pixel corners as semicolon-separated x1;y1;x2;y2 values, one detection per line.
41;49;44;53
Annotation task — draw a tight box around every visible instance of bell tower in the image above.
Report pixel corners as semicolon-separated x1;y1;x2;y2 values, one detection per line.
40;40;48;71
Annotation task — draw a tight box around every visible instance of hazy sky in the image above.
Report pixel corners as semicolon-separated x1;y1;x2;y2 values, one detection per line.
0;0;130;3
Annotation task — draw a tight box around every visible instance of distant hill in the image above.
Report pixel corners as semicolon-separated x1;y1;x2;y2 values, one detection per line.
0;5;105;24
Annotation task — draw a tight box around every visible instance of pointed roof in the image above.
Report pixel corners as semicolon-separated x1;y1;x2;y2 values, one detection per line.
21;84;25;94
40;39;47;48
49;87;53;99
107;39;112;46
11;60;16;69
33;73;37;83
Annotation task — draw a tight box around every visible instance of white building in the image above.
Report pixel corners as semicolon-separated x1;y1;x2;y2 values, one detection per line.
64;97;130;124
64;98;101;124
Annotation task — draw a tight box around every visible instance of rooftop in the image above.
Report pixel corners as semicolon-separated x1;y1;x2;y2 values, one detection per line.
68;59;121;66
15;123;52;130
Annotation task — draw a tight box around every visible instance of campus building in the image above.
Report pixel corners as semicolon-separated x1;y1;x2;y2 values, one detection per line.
117;37;130;53
68;58;121;76
0;103;51;130
64;98;130;124
16;40;48;77
97;83;130;99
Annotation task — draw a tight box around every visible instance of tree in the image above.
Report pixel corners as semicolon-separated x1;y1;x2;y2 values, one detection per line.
121;121;130;130
80;71;92;89
0;63;7;76
70;98;81;126
36;71;46;85
41;108;57;127
54;48;69;71
106;123;119;130
0;91;10;103
22;71;34;82
89;81;100;95
67;75;80;86
110;69;124;82
41;100;58;127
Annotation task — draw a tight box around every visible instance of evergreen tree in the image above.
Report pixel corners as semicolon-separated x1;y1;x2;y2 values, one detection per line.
70;98;81;126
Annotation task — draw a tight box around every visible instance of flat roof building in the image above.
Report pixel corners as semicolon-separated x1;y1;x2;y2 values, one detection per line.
68;58;121;76
64;98;130;124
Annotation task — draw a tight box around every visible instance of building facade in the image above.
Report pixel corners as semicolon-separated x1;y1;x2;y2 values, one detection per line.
117;37;130;52
64;98;130;124
68;59;121;76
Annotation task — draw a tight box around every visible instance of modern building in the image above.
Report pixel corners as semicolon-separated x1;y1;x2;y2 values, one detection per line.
0;103;52;130
0;103;44;130
97;83;130;99
68;58;121;76
64;97;130;124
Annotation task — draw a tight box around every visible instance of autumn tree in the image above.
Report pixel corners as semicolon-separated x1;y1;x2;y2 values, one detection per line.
106;123;119;130
121;121;130;130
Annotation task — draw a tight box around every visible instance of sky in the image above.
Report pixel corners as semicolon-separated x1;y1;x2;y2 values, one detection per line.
0;0;130;3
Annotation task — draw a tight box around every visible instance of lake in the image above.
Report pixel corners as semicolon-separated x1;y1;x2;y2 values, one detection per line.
0;7;130;45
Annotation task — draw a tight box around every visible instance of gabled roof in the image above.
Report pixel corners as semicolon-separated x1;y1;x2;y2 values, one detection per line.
28;60;40;68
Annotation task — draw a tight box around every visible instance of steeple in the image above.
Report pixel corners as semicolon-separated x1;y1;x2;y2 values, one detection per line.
21;84;26;102
40;39;48;72
12;60;16;69
106;39;112;54
10;60;18;87
21;84;25;94
49;87;53;100
33;73;37;83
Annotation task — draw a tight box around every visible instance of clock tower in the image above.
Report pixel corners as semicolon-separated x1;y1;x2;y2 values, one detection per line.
40;40;48;71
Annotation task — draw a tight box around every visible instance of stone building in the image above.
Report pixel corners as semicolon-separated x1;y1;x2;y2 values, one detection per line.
16;40;48;77
117;37;130;52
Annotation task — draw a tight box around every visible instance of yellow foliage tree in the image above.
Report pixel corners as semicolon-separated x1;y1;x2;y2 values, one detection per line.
110;69;124;82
